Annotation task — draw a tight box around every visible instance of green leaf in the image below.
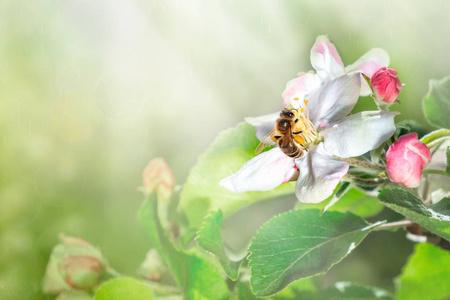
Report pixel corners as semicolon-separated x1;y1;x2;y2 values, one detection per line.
419;128;450;148
178;123;295;229
299;186;383;218
138;194;188;287
185;253;230;300
248;209;382;297
423;76;450;129
94;277;154;300
234;280;259;300
378;189;450;240
138;194;229;299
196;210;242;280
396;243;450;300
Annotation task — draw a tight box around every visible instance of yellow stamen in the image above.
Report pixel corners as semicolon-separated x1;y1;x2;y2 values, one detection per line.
291;99;318;148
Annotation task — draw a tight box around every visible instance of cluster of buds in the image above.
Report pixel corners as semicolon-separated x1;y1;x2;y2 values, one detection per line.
43;234;105;295
367;68;432;188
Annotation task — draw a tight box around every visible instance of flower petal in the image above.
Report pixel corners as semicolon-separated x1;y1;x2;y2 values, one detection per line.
245;112;279;142
220;147;296;193
281;73;321;107
322;111;399;158
295;144;349;203
345;48;390;96
310;36;346;82
307;73;361;126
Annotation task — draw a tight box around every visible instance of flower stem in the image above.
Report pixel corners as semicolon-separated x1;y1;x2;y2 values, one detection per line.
336;157;385;171
106;266;123;277
343;174;389;187
374;219;414;231
422;169;450;177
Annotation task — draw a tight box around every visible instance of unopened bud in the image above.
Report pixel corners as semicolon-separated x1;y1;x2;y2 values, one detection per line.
43;234;105;294
386;133;431;188
142;158;175;199
371;67;403;103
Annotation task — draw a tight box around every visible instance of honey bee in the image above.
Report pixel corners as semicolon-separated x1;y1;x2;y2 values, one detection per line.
255;108;306;158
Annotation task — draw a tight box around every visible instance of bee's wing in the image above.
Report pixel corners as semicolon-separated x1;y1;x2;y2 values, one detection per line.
255;129;276;154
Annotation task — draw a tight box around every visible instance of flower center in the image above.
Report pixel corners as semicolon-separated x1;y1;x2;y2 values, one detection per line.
287;99;318;148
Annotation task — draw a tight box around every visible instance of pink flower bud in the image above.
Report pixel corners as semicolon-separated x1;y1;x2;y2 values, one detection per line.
370;67;403;103
43;234;105;294
142;158;175;199
386;133;431;188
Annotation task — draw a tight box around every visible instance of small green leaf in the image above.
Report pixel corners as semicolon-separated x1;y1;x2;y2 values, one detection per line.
320;182;351;216
419;128;450;148
396;243;450;300
361;73;373;94
179;123;295;229
248;209;382;297
94;277;154;300
138;194;229;299
378;189;450;240
423;76;450;129
185;253;230;300
299;186;383;218
233;280;259;300
138;194;188;287
197;210;242;280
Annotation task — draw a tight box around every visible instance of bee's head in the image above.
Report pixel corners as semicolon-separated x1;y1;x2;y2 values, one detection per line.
280;109;295;119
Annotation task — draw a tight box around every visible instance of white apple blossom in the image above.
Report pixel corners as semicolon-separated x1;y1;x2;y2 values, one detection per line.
281;35;390;107
220;73;399;203
247;35;390;142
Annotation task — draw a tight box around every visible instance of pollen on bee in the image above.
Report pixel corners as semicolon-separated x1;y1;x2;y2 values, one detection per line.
294;135;305;145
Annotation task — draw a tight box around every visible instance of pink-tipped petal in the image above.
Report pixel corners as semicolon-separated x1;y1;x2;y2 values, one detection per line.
295;144;349;203
310;36;346;82
281;73;321;107
386;133;431;188
322;111;399;158
345;48;390;96
220;147;296;193
307;73;361;127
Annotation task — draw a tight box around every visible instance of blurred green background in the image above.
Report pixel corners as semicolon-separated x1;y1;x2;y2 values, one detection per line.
1;0;449;298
